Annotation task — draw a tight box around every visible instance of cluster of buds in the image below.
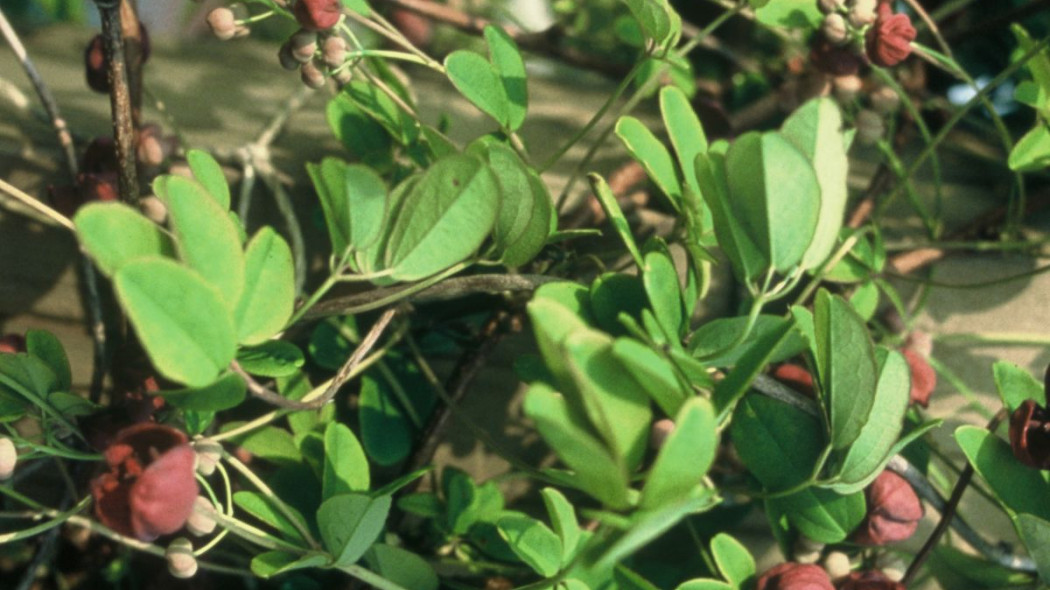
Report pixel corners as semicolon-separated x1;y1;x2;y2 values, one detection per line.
166;537;198;579
278;28;351;89
812;0;916;76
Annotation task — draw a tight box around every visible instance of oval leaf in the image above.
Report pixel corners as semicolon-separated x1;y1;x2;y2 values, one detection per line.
445;50;509;127
235;227;295;345
186;149;231;209
74;202;175;277
641;397;718;510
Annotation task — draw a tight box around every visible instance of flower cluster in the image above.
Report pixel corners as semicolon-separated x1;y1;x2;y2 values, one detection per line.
812;0;916;79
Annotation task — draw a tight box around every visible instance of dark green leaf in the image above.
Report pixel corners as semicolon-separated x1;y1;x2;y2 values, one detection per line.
317;493;391;567
814;289;877;450
955;426;1050;521
541;488;581;567
713;318;797;415
612;338;689;417
323;422;370;500
25;330;70;393
588;173;644;267
1014;514;1050;584
236;341;304;378
771;487;866;543
691;314;807;367
364;544;439;590
731;394;825;491
250;551;329;579
326;94;393;170
234;491;308;542
695;148;766;284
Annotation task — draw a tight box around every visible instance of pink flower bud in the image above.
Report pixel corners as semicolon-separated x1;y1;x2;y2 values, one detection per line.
294;0;341;32
902;348;935;407
207;8;239;41
0;334;26;354
322;35;347;68
290;30;319;63
823;13;850;45
853;470;922;545
758;562;834;590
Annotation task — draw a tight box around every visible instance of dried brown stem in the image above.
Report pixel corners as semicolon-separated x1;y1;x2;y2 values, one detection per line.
95;0;140;204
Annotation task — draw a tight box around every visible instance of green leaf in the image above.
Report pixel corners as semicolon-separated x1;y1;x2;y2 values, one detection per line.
364;544;439;590
316;493;391;567
929;545;1036;589
323;422;370;499
234;491;308;542
397;493;442;518
621;0;678;45
660;86;708;197
523;383;630;509
340;0;372;16
713;318;797;415
725;132;821;272
564;329;652;470
588;173;644;268
156;175;245;308
710;533;756;588
955;426;1050;522
445;50;511;128
691;314;807;367
234;227;295;345
676;580;735;590
612;338;689;417
731;394;825;491
616;116;682;209
444;466;480;534
695;148;766;283
641;398;717;510
159;371;246;411
236;341;304;378
826;349;910;493
307;158;388;260
1008;124;1050;172
771;487;866;543
528;283;594;392
814;289;877;450
186;149;230;209
25;330;70;393
251;551;329;578
473;141;550;266
225;425;302;465
326;94;393;170
498;514;563;577
114;258;236;387
643;243;685;339
344;80;419;145
754;0;822;28
73;202;175;276
359;373;414;466
541;488;581;567
779;98;848;270
1015;513;1050;584
383;154;500;280
993;361;1045;413
849;281;880;321
484;26;528;131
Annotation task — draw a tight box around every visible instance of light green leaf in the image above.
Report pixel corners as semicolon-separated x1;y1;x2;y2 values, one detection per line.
691;314;807;367
383;154;500;280
695;148;766;283
612;338;689;417
156;175;245;308
474;141;550;265
323;422;370;499
955;426;1050;522
307;158;388;261
74;202;175;276
340;0;372;16
250;551;329;578
588;173;644;267
186;149;230;209
616;116;682;209
660;86;707;196
993;361;1045;412
1016;513;1050;584
641;398;717;510
115;258;236;387
498;514;563;577
317;493;391;567
234;491;308;542
234;227;295;345
814;289;877;450
676;580;735;590
484;26;528;131
527;283;594;392
225;425;301;465
160;371;246;411
643;243;685;339
1008;125;1050;172
710;533;756;588
621;0;677;45
725;132;821;272
731;394;825;491
755;0;822;28
445;50;510;127
541;488;581;567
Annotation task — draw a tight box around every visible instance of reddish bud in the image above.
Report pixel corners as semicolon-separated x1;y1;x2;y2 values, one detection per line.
322;35;347;68
901;349;935;407
0;334;26;354
84;35;108;94
757;562;834;590
290;30;318;63
834;569;906;590
854;470;922;545
294;0;341;31
1010;400;1050;469
91;424;199;541
773;364;816;397
865;4;916;67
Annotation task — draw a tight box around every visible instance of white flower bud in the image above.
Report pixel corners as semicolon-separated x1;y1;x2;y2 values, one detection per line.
848;0;878;27
833;74;863;102
856;109;885;145
322;36;347;68
871;85;901;114
333;67;353;86
822;13;850;45
0;437;16;480
186;496;217;537
166;538;198;579
207;8;238;41
793;536;825;564
824;551;852;580
301;60;327;89
194;439;222;476
138;196;168;225
290;30;318;64
818;0;846;14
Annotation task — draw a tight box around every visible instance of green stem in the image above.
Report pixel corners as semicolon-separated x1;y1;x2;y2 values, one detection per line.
338;564;411;590
222;452;321;550
286;274;339;328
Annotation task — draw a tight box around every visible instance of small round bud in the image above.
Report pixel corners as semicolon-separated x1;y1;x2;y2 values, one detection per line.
300;60;327;89
848;0;878;27
818;0;845;14
332;67;353;86
322;35;347;68
871;85;901;114
278;42;299;71
823;551;852;580
833;75;863;102
207;8;238;41
855;109;885;145
650;419;675;450
138;196;168;225
186;496;217;536
166;537;198;579
822;13;850;45
793;536;824;564
0;437;16;480
194;439;222;476
290;30;318;64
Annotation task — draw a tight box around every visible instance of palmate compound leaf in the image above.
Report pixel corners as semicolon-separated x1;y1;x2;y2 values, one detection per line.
114;257;236;388
74;202;176;277
382;154;501;281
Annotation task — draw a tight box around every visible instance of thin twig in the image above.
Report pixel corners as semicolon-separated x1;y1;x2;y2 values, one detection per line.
0;179;75;231
94;0;140;203
233;308;399;410
902;409;1010;585
900;0;953;59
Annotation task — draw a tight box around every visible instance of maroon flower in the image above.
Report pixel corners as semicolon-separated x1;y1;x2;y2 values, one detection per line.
854;471;922;545
90;423;198;541
901;349;936;408
757;562;834;590
294;0;341;31
0;334;26;354
1010;400;1050;469
835;569;905;590
865;3;916;67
